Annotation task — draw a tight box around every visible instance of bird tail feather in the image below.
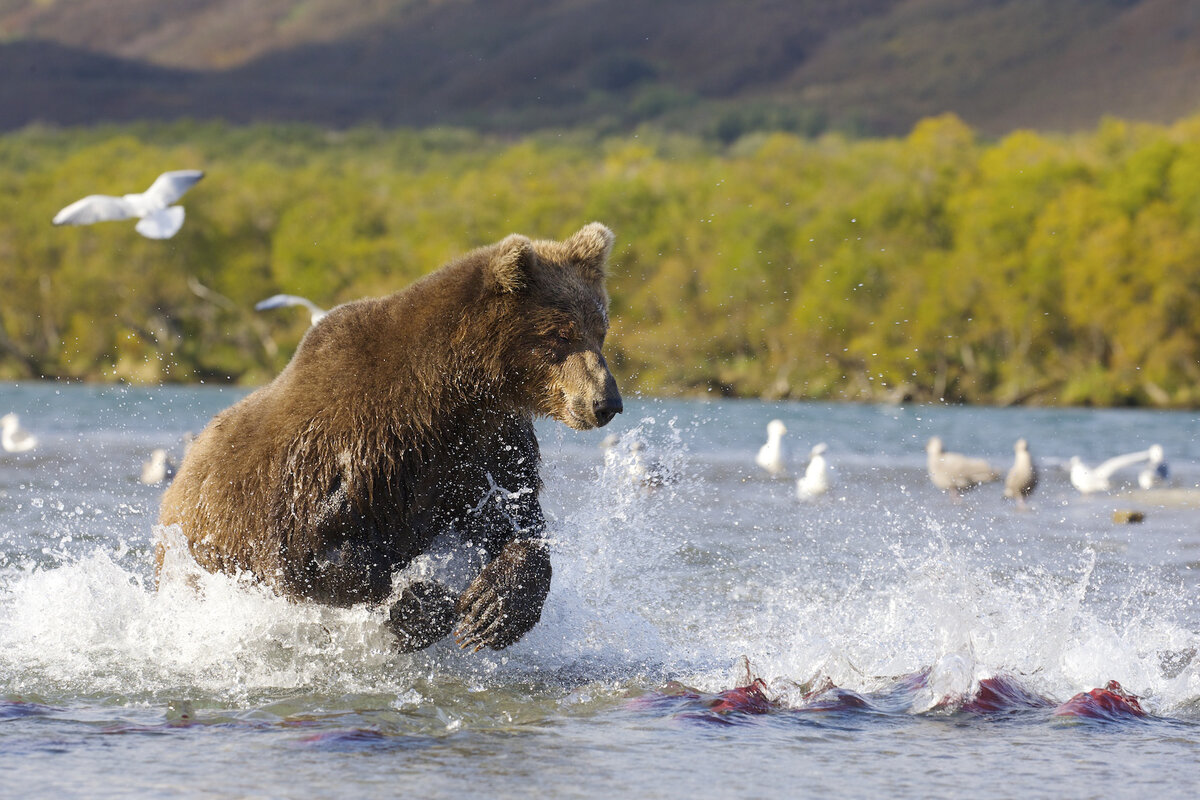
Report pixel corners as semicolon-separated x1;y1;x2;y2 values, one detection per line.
135;206;186;239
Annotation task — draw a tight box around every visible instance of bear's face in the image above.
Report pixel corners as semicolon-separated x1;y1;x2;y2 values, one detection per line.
487;223;623;431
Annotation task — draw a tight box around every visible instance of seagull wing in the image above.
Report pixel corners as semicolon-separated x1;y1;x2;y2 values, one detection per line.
1070;460;1104;492
255;294;322;314
53;194;136;225
135;207;186;239
1093;449;1151;481
256;294;328;324
138;170;204;210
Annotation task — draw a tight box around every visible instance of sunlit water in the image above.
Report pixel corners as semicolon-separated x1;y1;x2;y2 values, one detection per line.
2;383;1199;798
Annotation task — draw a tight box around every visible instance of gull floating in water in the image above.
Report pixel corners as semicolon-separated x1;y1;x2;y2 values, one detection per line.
1003;438;1038;507
255;294;328;326
756;419;788;476
926;436;999;494
140;448;177;485
1068;449;1156;494
601;434;673;489
1068;448;1155;494
796;443;829;499
1138;444;1169;490
1;413;37;453
52;169;205;240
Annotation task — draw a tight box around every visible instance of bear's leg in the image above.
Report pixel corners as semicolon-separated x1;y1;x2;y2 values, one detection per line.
386;581;457;652
454;538;552;651
296;541;394;607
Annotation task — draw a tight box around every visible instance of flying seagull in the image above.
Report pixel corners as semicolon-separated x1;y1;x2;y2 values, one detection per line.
52;169;204;239
254;294;328;326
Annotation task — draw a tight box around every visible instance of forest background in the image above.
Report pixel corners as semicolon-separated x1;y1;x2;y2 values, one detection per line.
3;0;1200;407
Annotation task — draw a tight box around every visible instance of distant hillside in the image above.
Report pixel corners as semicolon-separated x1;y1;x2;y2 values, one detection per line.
1;0;1199;136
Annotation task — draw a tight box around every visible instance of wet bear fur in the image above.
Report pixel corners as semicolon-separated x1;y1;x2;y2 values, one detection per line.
157;223;622;652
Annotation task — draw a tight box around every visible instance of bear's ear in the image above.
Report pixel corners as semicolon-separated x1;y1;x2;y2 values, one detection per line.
564;222;615;285
489;234;535;293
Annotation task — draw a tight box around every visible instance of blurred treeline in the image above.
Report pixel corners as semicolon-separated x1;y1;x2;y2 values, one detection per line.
3;114;1200;406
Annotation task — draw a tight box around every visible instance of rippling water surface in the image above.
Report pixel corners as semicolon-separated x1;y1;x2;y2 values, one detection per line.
2;383;1199;798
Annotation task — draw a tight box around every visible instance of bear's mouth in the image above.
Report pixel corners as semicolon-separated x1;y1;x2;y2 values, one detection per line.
558;392;597;431
556;380;622;431
563;404;593;430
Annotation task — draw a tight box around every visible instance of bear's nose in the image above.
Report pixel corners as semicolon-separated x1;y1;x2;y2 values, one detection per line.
593;394;623;426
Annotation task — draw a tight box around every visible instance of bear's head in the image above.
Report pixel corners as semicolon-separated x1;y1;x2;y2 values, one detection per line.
482;222;623;431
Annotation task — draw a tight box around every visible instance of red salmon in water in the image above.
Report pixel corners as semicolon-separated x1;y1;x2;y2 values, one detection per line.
961;675;1053;714
706;679;776;714
1053;680;1146;720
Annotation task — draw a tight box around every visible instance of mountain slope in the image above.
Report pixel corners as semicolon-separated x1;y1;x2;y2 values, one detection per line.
1;0;1197;135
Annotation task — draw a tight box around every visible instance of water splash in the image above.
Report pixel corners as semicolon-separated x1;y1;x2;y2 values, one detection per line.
0;418;695;700
675;526;1200;715
1;409;1198;718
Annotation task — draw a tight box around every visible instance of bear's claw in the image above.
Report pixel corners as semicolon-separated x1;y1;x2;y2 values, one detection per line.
387;580;457;652
454;538;551;651
456;596;506;652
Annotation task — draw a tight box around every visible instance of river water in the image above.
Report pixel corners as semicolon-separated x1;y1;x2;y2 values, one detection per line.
1;382;1199;798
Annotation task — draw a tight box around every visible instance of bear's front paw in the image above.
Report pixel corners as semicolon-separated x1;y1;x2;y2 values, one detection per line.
387;580;457;652
454;538;552;652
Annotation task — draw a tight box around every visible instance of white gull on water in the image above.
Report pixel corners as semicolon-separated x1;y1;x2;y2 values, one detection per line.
1068;448;1155;494
140;448;177;486
796;443;829;499
52;169;205;240
925;436;998;495
1139;444;1169;490
1;413;36;453
600;433;673;489
755;419;788;476
1003;438;1038;507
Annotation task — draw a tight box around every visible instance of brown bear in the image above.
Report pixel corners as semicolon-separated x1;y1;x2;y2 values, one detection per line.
157;223;622;652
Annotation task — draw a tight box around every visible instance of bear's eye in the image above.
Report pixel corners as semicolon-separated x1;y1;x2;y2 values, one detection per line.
545;329;574;360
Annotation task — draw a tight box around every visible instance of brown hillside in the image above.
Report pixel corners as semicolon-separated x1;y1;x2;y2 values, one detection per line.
788;0;1200;133
0;0;1197;135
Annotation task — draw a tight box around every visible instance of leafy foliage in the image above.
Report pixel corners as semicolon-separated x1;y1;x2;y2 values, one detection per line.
3;114;1200;406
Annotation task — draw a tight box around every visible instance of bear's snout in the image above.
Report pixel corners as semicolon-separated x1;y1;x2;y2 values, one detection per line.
593;388;623;427
557;350;622;430
582;351;622;428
